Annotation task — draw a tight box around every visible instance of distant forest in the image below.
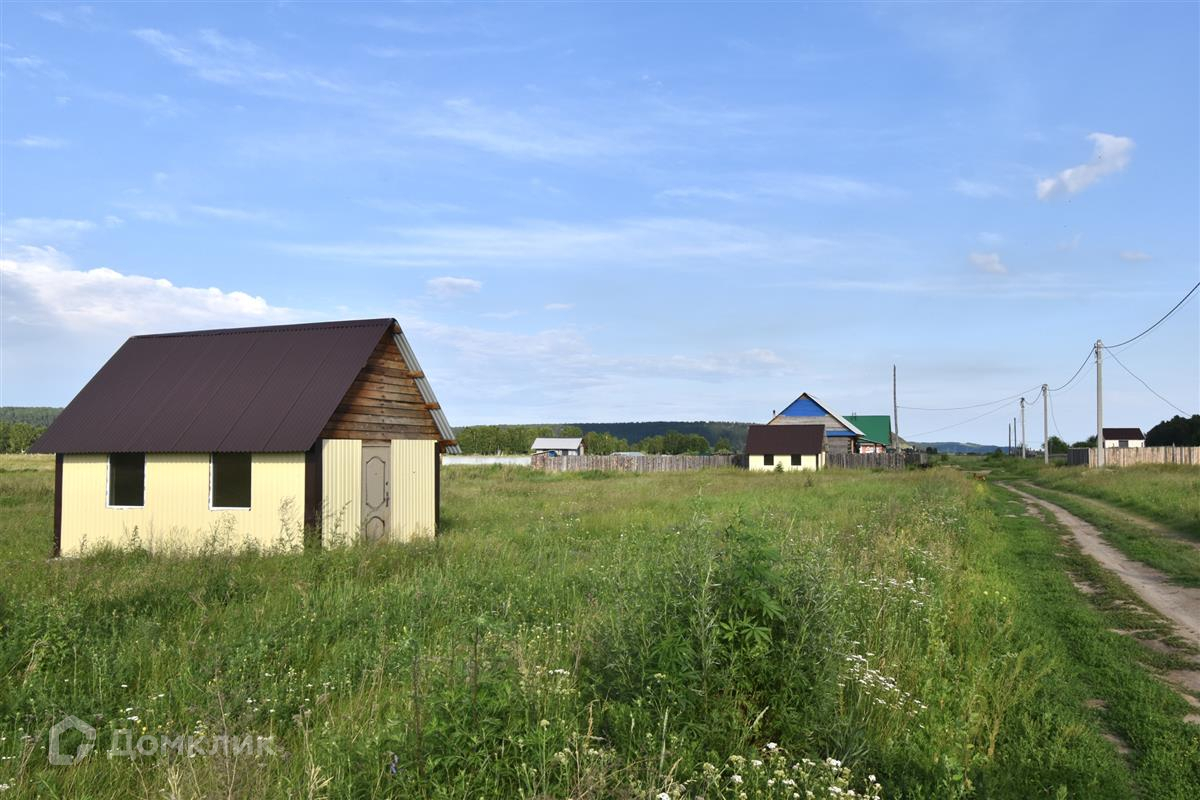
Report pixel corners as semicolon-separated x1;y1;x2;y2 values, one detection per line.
7;408;1196;454
0;408;57;453
0;407;61;426
456;421;750;455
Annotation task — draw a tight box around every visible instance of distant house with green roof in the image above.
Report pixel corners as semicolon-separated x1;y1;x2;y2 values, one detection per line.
844;414;892;454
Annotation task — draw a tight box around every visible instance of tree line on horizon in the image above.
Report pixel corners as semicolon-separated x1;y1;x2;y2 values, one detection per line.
2;408;1197;455
455;424;731;456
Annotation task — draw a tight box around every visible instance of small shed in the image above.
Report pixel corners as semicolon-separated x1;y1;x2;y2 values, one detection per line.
768;393;863;454
1102;428;1145;448
531;437;585;456
30;318;458;555
844;414;893;454
745;424;825;471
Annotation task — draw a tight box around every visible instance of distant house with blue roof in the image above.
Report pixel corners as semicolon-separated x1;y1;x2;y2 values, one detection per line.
767;393;864;454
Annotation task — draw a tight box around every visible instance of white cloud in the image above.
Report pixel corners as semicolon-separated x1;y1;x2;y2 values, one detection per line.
968;252;1007;275
276;217;836;269
1;217;96;242
661;172;896;204
191;204;278;224
1119;250;1152;263
133;28;344;97
544;303;574;311
11;135;67;149
1037;133;1134;200
412;98;636;161
953;179;1004;198
426;276;482;299
1;247;300;332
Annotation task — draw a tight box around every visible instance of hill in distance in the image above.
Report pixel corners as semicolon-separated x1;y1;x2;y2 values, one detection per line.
5;408;1004;454
0;407;62;426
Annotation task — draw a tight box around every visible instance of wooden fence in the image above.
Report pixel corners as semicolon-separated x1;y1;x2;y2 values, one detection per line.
825;452;927;470
531;453;743;473
532;452;925;473
1068;446;1200;468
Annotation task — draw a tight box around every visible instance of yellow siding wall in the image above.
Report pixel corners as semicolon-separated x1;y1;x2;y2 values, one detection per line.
390;439;436;542
319;438;435;545
747;453;824;472
60;453;305;555
320;439;362;544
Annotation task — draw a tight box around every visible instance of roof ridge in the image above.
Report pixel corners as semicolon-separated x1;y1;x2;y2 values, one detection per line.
131;318;394;340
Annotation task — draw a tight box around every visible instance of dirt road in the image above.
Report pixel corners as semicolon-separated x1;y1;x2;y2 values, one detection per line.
1000;482;1200;649
1018;481;1200;551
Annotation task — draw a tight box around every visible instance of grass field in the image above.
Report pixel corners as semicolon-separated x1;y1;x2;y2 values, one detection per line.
1007;461;1200;536
0;457;1197;798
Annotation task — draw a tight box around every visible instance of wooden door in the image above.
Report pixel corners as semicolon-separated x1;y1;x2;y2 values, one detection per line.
362;443;390;541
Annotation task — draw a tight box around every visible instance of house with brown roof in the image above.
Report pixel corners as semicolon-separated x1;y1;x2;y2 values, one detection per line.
745;424;825;471
30;318;458;556
1102;427;1145;448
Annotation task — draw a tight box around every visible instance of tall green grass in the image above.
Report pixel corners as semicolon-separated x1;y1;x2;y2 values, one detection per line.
1009;462;1200;535
0;462;1193;797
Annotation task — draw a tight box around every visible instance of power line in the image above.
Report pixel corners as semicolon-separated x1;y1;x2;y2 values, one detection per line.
1103;280;1200;350
1048;390;1064;440
1049;347;1095;393
899;279;1197;426
907;401;1014;438
1105;348;1190;415
899;385;1040;412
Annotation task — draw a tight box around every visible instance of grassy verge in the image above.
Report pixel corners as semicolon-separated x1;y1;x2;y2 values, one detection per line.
0;461;1194;797
1010;482;1200;587
994;460;1200;536
986;486;1199;797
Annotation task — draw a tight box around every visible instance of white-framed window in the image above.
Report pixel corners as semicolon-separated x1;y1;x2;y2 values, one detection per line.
210;453;252;509
108;453;146;507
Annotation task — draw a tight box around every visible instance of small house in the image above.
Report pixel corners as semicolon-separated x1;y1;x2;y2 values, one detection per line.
1102;428;1146;448
745;424;825;471
844;414;893;454
768;393;863;454
30;318;458;556
530;437;585;456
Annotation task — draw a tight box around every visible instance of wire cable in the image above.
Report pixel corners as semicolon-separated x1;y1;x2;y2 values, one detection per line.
1048;390;1064;441
1049;347;1095;393
1103;280;1200;350
899;385;1041;412
906;401;1015;439
1105;348;1190;415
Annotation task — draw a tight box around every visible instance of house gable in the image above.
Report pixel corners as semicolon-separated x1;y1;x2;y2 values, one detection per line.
321;330;446;445
770;393;863;437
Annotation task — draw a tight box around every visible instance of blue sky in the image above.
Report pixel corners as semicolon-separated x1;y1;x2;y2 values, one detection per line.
2;1;1197;444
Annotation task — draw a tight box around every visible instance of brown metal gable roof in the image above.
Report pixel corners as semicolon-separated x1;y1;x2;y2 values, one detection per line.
31;319;397;454
745;424;825;455
1102;427;1145;440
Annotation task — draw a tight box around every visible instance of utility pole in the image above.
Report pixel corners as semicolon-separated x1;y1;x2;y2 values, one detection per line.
1042;384;1049;464
1095;339;1105;468
892;364;899;450
1013;417;1017;457
1020;398;1026;459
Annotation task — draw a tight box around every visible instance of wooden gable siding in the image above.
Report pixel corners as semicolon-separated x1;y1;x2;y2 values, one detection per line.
321;334;441;442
